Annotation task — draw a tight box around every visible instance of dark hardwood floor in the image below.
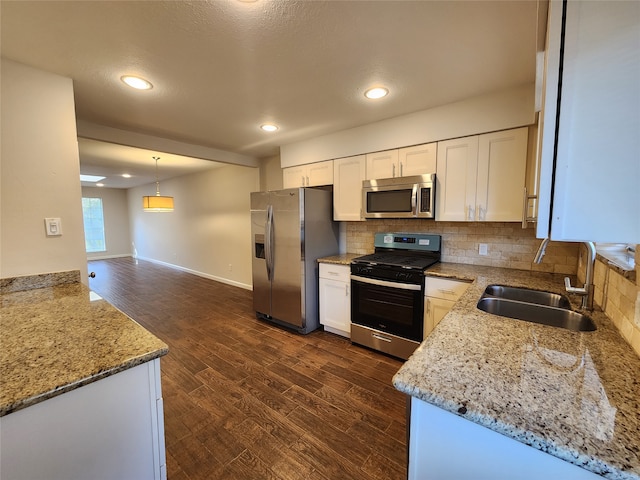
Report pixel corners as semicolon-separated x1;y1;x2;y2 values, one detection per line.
88;257;407;480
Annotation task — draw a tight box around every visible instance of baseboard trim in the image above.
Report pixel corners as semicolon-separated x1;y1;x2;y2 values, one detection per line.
87;253;132;260
135;256;253;291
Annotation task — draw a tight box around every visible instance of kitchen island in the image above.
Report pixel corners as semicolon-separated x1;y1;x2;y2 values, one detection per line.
0;271;169;480
393;263;640;480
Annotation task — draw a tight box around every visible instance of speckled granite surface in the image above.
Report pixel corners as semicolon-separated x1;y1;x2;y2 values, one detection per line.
393;263;640;480
317;253;362;265
1;280;168;416
0;270;81;294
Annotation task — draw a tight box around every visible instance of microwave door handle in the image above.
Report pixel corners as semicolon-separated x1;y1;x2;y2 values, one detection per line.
411;184;418;217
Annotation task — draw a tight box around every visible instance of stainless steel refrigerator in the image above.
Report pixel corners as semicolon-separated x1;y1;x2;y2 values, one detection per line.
251;187;339;334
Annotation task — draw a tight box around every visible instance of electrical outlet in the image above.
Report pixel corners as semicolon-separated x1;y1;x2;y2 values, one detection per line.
479;243;488;256
228;264;233;272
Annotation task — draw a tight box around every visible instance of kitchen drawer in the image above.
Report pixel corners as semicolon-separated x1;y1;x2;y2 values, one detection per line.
425;277;470;301
319;263;350;282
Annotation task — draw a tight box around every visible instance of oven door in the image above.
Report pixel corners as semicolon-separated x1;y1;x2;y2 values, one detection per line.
350;275;424;342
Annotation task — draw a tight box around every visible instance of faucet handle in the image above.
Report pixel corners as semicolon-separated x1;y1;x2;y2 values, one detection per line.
564;276;586;294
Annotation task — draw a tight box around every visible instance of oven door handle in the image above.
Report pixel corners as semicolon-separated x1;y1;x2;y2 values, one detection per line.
351;275;421;291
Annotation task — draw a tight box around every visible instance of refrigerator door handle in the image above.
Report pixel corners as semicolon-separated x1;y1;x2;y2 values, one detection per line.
265;205;274;281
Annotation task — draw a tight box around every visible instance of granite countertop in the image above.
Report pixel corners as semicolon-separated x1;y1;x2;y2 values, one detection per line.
394;263;640;480
0;275;168;416
317;253;362;265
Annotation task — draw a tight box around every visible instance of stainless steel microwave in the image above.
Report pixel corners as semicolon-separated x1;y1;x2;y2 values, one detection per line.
362;174;435;219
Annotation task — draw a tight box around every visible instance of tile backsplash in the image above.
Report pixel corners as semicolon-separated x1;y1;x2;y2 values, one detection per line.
347;221;640;357
346;220;578;275
587;245;640;357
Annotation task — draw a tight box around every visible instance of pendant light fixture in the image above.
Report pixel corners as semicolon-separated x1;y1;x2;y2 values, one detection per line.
142;156;174;212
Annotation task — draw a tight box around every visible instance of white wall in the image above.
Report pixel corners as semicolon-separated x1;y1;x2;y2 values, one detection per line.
280;84;535;167
127;164;259;289
82;187;131;259
0;59;87;283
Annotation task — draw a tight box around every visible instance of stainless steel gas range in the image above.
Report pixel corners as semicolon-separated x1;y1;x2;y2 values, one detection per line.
350;232;441;360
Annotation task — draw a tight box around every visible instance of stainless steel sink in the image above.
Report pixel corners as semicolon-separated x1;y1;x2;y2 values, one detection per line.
482;285;572;309
477;286;596;332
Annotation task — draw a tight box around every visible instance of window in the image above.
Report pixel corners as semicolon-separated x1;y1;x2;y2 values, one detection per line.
82;197;106;253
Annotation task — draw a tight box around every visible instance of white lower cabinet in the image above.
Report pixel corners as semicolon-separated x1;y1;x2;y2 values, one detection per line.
409;397;603;480
423;276;469;338
0;359;166;480
319;263;350;338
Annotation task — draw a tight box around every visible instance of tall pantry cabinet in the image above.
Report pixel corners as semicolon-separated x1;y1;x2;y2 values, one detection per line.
536;0;639;243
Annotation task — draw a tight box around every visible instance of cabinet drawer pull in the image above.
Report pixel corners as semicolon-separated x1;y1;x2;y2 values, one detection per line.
328;271;340;276
438;289;456;295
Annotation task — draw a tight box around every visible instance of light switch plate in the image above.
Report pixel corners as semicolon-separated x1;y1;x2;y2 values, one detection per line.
45;218;62;236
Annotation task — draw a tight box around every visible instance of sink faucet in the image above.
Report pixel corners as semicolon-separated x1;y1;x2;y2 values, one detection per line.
533;238;596;310
533;238;550;264
564;242;596;310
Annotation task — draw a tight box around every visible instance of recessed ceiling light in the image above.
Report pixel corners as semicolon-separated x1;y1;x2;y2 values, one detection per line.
96;183;105;187
121;75;153;90
260;124;279;132
80;174;106;182
122;173;131;178
364;87;389;100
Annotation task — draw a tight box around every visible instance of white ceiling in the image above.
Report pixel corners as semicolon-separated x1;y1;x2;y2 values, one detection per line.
0;0;540;189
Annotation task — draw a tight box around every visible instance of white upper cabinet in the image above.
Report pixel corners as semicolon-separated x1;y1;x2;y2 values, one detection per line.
436;127;528;222
399;143;437;176
476;128;528;221
333;155;366;221
436;136;480;221
537;0;639;242
365;143;436;180
283;160;334;188
283;165;307;189
365;149;399;179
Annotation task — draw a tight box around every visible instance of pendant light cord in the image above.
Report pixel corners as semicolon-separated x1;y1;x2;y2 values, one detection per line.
153;156;161;196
